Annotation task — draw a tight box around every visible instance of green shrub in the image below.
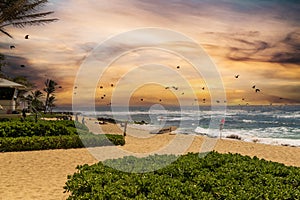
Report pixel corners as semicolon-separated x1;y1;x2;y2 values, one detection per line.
64;152;300;199
0;134;125;152
0;120;89;138
0;121;74;137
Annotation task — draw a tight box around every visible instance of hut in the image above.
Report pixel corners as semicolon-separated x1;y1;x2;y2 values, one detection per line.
0;78;26;114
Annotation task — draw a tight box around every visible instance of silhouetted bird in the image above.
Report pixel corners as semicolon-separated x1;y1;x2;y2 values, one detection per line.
140;98;144;101
103;94;106;97
235;75;239;78
255;89;260;93
279;97;283;99
242;98;245;101
111;84;114;87
74;86;77;89
216;100;220;103
20;65;25;68
172;86;178;90
159;99;162;102
165;87;169;89
10;45;15;49
58;86;62;88
177;66;180;69
101;97;104;99
252;85;256;89
181;92;184;95
202;87;205;90
203;98;206;101
25;35;29;39
100;86;103;89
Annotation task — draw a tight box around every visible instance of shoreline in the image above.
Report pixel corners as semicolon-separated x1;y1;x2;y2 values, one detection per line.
1;121;300;200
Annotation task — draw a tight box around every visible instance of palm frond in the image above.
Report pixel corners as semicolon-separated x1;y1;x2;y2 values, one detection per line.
0;28;13;38
0;0;58;38
14;18;58;27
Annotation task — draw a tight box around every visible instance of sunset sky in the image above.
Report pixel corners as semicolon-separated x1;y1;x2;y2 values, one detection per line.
1;0;299;106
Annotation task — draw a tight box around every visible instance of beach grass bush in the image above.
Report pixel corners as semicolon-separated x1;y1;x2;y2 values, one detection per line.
0;134;125;152
64;152;300;199
0;120;124;152
0;120;89;137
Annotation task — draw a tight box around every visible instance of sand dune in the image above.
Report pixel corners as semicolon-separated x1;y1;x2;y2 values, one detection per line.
1;121;300;200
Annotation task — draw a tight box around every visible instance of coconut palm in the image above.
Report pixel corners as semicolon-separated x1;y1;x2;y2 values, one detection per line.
47;95;56;113
0;0;58;38
26;90;44;112
44;78;57;113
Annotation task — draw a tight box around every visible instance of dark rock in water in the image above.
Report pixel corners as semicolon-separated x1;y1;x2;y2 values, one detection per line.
134;120;148;125
97;117;116;124
150;126;177;134
226;134;241;140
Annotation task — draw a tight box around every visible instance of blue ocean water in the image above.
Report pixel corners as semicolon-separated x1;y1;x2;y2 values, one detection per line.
57;105;300;146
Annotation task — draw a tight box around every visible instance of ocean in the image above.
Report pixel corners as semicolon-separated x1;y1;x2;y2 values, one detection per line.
56;105;300;147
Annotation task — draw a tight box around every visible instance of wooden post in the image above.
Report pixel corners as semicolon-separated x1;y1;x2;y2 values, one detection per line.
123;121;128;136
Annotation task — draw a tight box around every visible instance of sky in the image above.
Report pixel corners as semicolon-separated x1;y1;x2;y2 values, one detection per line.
1;0;299;107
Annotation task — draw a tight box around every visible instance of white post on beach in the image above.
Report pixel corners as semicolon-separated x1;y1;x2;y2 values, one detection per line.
123;121;128;136
219;118;225;139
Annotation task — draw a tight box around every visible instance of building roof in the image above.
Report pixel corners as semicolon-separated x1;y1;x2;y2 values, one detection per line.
0;78;26;89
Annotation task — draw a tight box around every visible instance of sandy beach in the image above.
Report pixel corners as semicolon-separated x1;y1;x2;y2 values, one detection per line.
1;121;300;200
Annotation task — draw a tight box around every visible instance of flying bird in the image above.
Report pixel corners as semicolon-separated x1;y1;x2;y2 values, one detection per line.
202;87;205;90
10;45;15;49
101;97;104;99
181;92;184;95
177;66;180;69
111;84;114;87
140;98;144;101
255;89;260;93
25;35;29;39
216;100;220;103
252;85;256;89
159;99;162;102
235;75;239;78
99;86;103;89
242;98;245;101
58;86;62;88
165;87;170;89
20;65;25;68
172;86;178;90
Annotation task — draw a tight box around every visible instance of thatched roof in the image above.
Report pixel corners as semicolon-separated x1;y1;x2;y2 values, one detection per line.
0;78;26;89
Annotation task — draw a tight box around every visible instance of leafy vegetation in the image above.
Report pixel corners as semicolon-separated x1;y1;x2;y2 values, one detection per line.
0;134;125;152
64;152;300;199
0;120;125;152
0;0;58;38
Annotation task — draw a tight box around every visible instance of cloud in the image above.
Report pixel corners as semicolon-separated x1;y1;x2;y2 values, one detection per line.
269;31;300;64
223;30;300;65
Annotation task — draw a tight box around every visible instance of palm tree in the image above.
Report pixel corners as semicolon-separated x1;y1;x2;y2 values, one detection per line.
0;0;58;38
26;90;44;112
47;95;56;113
44;78;57;113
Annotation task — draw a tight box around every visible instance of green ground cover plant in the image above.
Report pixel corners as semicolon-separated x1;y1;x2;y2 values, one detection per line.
0;120;124;152
64;152;300;199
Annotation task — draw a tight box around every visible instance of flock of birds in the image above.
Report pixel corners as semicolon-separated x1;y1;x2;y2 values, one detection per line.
10;36;287;106
88;65;266;106
235;74;260;93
